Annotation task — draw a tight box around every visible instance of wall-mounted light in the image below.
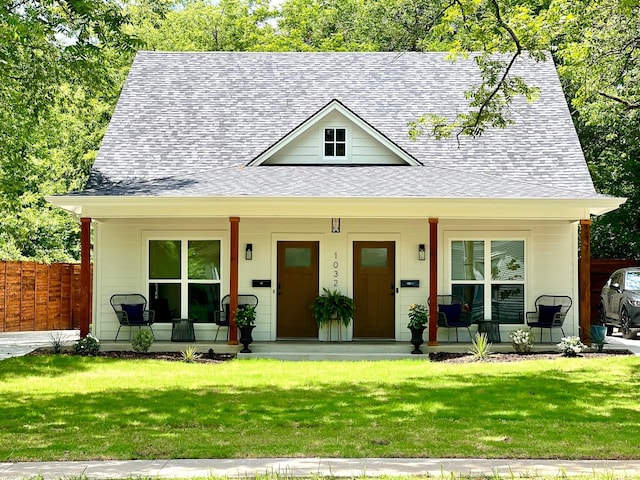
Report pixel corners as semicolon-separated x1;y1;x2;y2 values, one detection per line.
418;244;426;261
331;218;341;233
245;243;253;261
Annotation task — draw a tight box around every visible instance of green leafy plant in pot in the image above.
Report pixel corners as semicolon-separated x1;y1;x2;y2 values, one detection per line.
310;288;354;328
235;305;256;353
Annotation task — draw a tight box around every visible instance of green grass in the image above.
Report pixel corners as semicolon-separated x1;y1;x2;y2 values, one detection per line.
1;355;640;461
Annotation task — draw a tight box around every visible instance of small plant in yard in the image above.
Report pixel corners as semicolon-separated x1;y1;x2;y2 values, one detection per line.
181;346;201;363
509;328;535;353
557;336;587;357
407;303;429;329
469;332;492;360
72;333;100;356
49;332;64;354
131;328;154;353
235;305;257;328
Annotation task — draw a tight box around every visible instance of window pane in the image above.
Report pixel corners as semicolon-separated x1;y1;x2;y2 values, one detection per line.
325;143;334;156
491;241;524;281
149;283;180;323
285;247;312;267
324;128;334;141
336;128;346;141
451;241;484;280
452;284;484;323
188;240;221;280
492;284;524;324
361;248;387;267
188;283;220;322
149;240;181;279
336;143;346;156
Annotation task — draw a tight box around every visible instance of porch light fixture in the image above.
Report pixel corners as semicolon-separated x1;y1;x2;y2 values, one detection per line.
245;243;253;261
418;244;426;261
331;218;341;233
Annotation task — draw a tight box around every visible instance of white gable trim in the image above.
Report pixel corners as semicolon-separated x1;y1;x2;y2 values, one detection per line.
248;99;422;167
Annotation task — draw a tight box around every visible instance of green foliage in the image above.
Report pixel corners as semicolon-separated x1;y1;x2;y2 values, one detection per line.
181;346;201;363
407;303;429;329
235;305;256;328
469;332;492;360
48;333;65;354
131;328;155;353
72;334;101;356
310;288;355;327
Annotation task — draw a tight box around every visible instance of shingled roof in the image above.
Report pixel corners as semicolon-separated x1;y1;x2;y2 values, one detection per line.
83;51;603;200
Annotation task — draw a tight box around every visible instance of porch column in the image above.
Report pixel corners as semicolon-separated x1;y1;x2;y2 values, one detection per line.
80;217;91;338
228;217;240;345
428;218;439;346
579;219;591;344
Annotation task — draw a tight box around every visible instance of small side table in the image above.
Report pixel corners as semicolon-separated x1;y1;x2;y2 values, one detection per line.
171;318;195;342
477;319;501;343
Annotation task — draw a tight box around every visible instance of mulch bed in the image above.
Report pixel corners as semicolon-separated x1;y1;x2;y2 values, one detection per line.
30;348;236;363
428;350;632;363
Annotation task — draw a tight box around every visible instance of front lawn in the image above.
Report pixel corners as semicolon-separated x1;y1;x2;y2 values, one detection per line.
1;355;639;461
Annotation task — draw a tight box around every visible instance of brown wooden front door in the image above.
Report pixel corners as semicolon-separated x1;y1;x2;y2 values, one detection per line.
277;241;319;338
353;241;396;338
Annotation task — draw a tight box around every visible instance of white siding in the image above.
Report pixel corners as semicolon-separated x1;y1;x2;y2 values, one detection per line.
264;111;406;165
94;217;579;344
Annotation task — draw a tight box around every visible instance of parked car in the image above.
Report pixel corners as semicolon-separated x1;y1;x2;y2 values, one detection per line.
600;267;640;339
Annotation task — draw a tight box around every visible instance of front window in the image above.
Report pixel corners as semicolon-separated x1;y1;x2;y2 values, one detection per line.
148;238;221;323
324;127;346;157
450;237;525;324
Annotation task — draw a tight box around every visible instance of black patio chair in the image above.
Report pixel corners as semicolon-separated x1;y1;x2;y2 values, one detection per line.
430;294;473;342
215;294;259;341
110;293;155;342
524;295;572;342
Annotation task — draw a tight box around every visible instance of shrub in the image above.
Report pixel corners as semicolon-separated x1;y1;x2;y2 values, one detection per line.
509;328;535;354
49;332;64;354
407;303;429;329
469;332;492;360
181;346;201;363
72;333;100;356
131;328;154;353
557;336;587;357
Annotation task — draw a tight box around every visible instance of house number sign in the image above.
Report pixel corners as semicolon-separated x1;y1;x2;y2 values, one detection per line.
333;252;340;287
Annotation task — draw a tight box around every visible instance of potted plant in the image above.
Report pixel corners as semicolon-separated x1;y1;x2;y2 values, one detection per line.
407;303;428;354
310;288;355;342
235;305;256;353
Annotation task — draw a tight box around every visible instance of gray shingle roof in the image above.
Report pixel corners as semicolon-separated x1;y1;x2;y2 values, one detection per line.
84;51;602;199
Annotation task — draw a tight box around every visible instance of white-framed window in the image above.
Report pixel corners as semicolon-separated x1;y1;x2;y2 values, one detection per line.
324;127;347;157
447;234;526;324
146;237;221;323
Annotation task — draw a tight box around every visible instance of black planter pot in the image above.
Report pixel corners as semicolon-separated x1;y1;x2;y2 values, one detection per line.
238;325;256;353
408;326;426;354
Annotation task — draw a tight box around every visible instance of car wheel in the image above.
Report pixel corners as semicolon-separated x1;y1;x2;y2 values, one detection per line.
620;308;634;339
600;303;613;335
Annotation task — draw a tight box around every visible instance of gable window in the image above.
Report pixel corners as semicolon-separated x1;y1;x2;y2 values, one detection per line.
324;127;346;157
147;237;221;323
448;236;526;324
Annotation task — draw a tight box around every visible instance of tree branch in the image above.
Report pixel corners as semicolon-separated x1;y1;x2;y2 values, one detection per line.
598;91;640;110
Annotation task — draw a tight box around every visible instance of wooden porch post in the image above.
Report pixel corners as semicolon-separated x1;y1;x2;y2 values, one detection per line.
80;217;91;338
579;219;591;344
228;217;240;345
428;218;439;346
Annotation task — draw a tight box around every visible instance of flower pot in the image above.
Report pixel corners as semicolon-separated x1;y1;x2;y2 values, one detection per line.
590;325;606;352
238;325;256;353
408;326;426;354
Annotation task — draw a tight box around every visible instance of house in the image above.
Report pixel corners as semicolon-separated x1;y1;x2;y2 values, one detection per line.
49;51;624;346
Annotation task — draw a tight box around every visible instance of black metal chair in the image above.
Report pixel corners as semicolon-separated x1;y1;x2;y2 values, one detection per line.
215;294;259;341
524;295;572;342
430;294;473;342
110;294;155;342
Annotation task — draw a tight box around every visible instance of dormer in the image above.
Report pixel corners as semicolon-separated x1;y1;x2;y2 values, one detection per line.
249;100;421;166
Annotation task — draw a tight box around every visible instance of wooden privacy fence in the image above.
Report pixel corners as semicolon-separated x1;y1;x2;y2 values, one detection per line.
0;261;92;332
